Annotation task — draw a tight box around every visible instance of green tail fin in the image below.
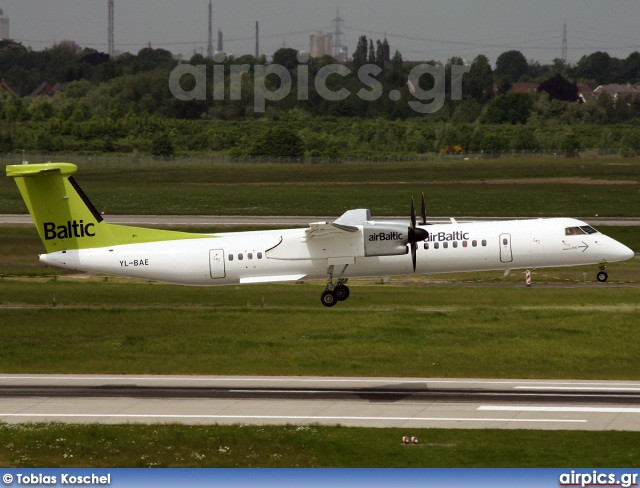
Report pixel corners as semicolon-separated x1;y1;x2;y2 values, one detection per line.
7;163;206;253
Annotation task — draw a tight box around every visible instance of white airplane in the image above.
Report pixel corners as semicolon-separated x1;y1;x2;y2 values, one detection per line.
7;162;635;307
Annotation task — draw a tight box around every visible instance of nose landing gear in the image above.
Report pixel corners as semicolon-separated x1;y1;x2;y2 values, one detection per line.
596;265;608;283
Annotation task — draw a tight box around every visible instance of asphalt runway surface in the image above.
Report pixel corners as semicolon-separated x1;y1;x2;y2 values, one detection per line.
2;375;640;431
2;215;640;227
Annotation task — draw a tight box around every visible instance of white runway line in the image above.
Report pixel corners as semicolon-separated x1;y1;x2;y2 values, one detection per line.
479;406;640;413
1;375;639;388
0;413;587;423
515;386;640;392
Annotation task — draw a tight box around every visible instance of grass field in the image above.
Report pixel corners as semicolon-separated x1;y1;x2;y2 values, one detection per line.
2;157;639;216
1;276;638;379
2;423;640;468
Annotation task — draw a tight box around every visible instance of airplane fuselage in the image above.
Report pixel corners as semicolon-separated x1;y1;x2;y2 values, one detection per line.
40;217;633;286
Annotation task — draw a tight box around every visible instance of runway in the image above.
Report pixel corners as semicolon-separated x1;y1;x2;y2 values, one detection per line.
2;375;640;431
2;214;640;227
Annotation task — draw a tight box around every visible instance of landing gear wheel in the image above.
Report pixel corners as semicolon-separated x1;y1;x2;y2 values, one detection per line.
334;284;350;301
321;290;338;307
597;271;608;283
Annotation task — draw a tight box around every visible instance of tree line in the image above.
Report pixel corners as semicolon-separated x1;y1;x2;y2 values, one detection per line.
0;39;639;157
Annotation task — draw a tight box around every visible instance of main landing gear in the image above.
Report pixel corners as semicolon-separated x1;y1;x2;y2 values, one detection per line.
596;265;608;283
321;264;350;308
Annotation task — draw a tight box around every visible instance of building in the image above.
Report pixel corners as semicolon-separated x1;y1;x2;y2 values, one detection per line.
593;84;640;100
0;9;9;40
28;82;63;98
0;79;19;96
310;31;332;58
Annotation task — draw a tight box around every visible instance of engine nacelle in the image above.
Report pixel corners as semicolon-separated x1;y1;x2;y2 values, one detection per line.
362;223;410;257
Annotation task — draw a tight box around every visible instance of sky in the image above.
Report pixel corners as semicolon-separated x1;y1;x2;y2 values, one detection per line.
1;0;639;66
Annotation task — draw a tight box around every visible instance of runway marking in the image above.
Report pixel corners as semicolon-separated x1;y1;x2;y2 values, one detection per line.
479;406;640;413
515;386;640;392
0;413;586;423
1;376;639;388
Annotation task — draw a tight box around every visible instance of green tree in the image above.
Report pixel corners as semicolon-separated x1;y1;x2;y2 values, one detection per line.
482;92;533;124
250;127;304;157
495;50;528;83
151;133;175;157
480;132;508;154
574;51;611;84
561;132;581;157
272;48;299;71
463;55;494;103
353;36;368;71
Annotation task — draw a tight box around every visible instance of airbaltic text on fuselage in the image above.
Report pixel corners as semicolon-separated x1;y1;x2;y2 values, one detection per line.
44;221;95;240
427;231;470;242
368;232;404;242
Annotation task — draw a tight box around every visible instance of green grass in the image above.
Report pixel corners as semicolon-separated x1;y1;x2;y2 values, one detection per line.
1;423;639;468
1;279;638;379
2;158;640;216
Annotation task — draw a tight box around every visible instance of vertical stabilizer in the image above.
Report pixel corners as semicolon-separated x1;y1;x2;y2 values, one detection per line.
7;162;207;253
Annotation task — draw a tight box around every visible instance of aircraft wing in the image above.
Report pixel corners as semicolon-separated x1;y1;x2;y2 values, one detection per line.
267;209;371;260
304;209;372;239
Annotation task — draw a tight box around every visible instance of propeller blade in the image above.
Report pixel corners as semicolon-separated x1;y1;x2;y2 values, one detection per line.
420;192;427;225
411;197;416;229
411;242;417;273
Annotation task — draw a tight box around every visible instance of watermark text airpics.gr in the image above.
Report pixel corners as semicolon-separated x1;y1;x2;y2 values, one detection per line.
169;51;470;114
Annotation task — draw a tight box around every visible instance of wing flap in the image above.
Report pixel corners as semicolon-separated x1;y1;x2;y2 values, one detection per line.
240;274;306;284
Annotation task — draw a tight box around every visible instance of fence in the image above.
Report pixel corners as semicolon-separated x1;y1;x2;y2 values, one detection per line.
0;148;637;169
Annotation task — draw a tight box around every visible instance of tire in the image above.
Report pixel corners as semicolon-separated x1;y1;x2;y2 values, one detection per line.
321;290;338;307
334;284;350;301
597;271;608;283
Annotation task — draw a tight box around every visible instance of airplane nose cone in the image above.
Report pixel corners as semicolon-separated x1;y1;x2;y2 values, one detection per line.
621;244;635;261
609;241;635;261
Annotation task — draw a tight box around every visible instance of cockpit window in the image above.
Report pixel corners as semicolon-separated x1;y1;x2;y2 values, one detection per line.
580;225;598;235
565;226;599;236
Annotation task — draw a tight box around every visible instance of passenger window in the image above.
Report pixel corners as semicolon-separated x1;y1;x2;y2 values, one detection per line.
248;253;253;260
472;240;477;247
462;241;468;248
228;254;234;261
482;240;487;247
453;241;458;248
238;253;243;261
424;242;429;250
257;252;263;259
434;242;439;249
443;242;449;249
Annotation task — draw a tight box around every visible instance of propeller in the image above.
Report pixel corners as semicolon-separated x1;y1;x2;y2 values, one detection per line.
408;197;429;272
419;192;428;226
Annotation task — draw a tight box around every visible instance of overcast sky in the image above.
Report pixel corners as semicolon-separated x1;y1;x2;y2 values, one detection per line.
1;0;639;65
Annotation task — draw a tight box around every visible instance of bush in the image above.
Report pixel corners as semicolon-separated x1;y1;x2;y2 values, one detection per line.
560;133;581;157
151;133;175;157
249;127;304;158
